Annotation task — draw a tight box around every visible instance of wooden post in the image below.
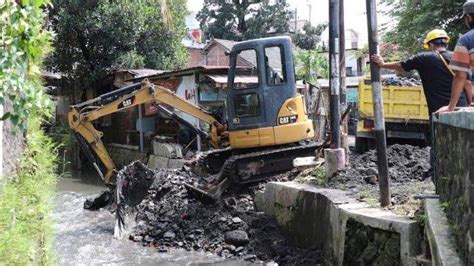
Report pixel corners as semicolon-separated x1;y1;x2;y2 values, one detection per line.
366;0;391;207
329;0;341;149
138;104;144;153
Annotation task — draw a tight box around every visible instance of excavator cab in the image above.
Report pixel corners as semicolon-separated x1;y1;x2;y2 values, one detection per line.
226;36;314;148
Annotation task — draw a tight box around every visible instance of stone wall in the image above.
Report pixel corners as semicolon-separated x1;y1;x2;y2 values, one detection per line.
107;145;147;169
343;219;401;265
2;102;24;178
435;111;474;264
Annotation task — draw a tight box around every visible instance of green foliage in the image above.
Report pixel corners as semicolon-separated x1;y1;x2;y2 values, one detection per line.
441;201;450;210
295;22;327;50
415;212;427;226
48;0;188;90
379;43;407;63
310;166;327;186
197;0;292;41
0;115;59;264
381;0;466;54
0;0;54;130
295;47;329;84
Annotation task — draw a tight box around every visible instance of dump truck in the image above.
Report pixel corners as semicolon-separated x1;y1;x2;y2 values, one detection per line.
355;79;430;153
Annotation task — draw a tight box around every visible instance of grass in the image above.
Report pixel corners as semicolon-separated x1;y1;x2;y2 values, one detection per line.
0;116;59;265
357;191;379;208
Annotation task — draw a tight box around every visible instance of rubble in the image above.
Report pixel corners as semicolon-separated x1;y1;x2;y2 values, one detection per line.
383;76;422;87
118;161;323;264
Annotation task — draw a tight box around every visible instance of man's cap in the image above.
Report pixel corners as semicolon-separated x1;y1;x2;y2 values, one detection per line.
463;0;474;15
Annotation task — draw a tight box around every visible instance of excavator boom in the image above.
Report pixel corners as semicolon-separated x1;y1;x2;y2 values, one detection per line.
68;80;226;184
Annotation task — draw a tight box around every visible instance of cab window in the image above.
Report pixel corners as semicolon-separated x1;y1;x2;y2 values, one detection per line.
234;93;259;117
264;45;286;85
233;49;259;89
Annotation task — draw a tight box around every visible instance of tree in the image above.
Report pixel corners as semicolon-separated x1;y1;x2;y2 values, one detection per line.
295;22;327;50
197;0;292;41
382;0;465;53
47;0;188;92
295;48;329;84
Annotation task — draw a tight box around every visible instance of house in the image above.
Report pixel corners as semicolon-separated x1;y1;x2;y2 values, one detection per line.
183;11;207;67
320;29;367;77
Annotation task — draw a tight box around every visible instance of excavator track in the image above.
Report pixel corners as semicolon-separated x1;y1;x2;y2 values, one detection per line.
220;141;323;184
197;147;233;175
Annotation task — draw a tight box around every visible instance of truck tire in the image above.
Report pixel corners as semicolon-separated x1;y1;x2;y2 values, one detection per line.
355;136;367;154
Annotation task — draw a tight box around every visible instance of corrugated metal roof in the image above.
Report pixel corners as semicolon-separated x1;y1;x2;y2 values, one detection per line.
125;66;232;82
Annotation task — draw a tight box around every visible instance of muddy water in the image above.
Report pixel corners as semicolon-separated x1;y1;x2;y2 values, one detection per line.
53;171;230;265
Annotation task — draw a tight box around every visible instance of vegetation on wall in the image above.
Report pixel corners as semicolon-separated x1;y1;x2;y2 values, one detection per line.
0;117;59;264
0;0;54;129
47;0;188;91
197;0;293;41
0;1;58;264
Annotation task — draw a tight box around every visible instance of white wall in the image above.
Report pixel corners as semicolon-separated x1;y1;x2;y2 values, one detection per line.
175;75;200;128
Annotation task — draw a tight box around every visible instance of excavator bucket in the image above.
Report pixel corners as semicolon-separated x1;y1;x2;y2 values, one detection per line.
184;178;231;202
114;162;155;238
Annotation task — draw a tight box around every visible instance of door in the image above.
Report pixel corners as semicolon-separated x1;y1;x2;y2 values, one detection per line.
227;48;266;131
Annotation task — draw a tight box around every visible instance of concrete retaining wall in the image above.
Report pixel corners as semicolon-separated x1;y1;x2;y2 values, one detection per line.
435;111;474;264
255;182;421;265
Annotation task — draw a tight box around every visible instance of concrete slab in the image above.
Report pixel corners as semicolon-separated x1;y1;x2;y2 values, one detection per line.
438;109;474;130
148;155;169;170
424;198;463;266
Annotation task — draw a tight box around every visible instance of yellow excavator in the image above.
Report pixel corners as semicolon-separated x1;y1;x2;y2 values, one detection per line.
69;36;320;199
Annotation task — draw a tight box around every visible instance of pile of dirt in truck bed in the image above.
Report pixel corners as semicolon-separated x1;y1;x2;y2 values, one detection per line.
119;161;322;264
328;144;434;204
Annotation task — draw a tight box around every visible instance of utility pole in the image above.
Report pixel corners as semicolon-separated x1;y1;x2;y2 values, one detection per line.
329;0;340;149
307;1;312;23
366;0;391;207
325;0;345;178
294;8;298;33
339;0;346;105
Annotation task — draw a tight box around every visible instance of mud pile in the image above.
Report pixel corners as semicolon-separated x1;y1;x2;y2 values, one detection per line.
333;144;431;184
328;144;433;204
119;161;322;264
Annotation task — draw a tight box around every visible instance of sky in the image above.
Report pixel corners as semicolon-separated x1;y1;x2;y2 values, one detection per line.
186;0;390;46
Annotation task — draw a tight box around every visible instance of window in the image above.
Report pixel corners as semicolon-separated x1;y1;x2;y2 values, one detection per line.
234;93;259;117
264;46;287;85
199;84;227;102
346;67;353;77
233;49;259;89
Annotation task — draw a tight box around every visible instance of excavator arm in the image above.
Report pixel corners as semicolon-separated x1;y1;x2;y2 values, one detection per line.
68;80;226;184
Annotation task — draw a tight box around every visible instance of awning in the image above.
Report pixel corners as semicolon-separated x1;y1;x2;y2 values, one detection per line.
204;74;259;88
